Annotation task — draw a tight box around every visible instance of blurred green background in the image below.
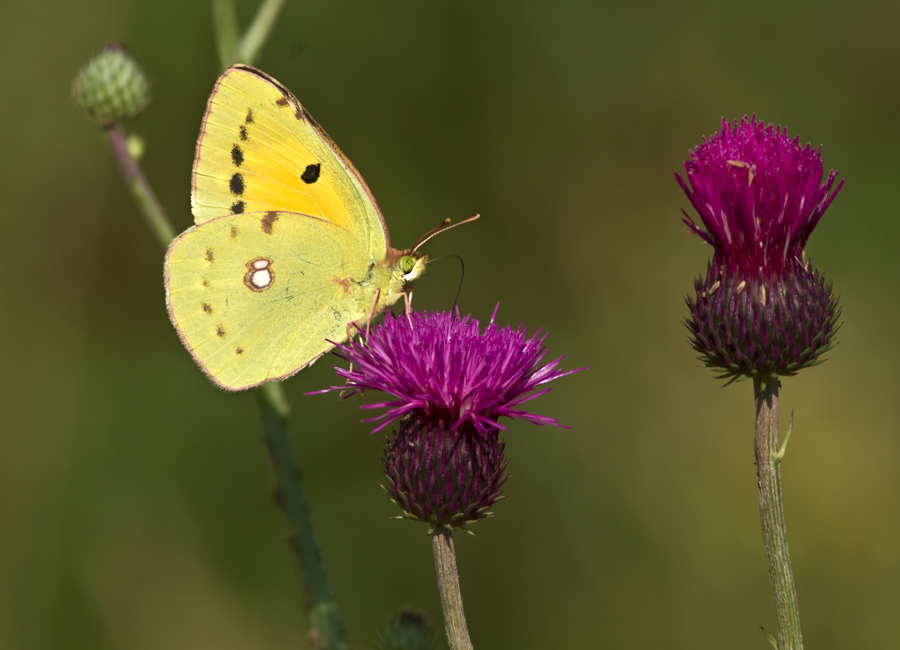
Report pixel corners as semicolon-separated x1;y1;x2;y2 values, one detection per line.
3;0;899;648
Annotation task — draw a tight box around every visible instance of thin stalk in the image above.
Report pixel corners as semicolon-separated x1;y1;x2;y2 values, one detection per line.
431;528;473;650
101;12;345;644
108;138;350;646
213;0;287;69
105;125;176;247
257;381;349;650
237;0;288;66
212;0;240;70
754;377;803;650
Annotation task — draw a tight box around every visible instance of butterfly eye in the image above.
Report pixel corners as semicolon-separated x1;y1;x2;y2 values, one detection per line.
399;255;417;275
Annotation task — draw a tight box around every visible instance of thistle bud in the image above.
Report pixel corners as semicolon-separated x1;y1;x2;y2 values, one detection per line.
375;610;437;650
73;43;150;126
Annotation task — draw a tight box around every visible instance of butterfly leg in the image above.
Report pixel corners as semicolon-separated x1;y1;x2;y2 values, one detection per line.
364;288;382;342
336;320;361;397
338;288;382;395
402;290;414;329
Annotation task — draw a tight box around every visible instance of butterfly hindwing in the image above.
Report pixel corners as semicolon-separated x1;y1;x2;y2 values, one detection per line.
166;211;382;390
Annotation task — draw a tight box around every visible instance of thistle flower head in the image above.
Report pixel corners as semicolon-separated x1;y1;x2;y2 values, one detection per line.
678;116;842;279
329;307;580;435
322;307;583;529
678;117;842;381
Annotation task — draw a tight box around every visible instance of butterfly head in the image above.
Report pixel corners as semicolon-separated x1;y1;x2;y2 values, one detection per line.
387;249;428;286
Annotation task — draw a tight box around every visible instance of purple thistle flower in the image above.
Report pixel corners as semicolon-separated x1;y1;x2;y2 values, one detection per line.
678;116;842;381
322;306;583;528
328;307;580;435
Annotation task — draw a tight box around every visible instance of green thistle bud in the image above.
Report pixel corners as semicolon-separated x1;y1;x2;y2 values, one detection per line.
72;43;150;126
375;611;437;650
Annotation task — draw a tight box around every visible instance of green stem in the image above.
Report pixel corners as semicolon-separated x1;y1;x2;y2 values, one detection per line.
754;377;803;650
257;381;349;650
105;125;176;247
212;0;240;70
237;0;288;65
212;0;287;69
431;528;473;650
101;24;346;644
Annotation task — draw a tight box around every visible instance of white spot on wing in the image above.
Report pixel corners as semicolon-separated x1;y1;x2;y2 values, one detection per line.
243;257;275;292
251;269;272;288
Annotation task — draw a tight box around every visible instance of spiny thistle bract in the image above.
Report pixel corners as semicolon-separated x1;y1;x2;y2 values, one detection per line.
678;116;842;382
381;417;509;530
375;610;437;650
323;307;583;529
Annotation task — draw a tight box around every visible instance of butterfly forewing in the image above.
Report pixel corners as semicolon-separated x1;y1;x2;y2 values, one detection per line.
191;65;387;259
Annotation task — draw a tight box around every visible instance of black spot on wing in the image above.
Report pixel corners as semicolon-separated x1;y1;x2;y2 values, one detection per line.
236;347;244;354
230;225;239;238
202;303;212;314
230;173;245;196
205;248;214;262
231;144;244;167
301;163;321;184
239;125;248;141
231;201;245;214
216;325;226;337
245;108;254;124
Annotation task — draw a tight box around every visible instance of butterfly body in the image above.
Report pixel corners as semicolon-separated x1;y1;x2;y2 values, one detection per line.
166;65;425;391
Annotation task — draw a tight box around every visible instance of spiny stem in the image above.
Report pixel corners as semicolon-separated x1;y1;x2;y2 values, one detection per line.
106;125;347;646
209;6;343;646
258;381;349;650
754;377;803;650
99;9;345;645
432;528;474;650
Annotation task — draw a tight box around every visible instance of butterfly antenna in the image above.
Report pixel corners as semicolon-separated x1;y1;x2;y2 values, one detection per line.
412;214;480;253
429;253;466;309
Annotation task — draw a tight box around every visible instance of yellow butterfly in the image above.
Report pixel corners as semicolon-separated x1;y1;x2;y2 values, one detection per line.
166;65;435;391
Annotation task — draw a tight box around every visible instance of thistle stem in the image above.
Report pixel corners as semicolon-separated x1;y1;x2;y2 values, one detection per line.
754;377;803;650
257;381;348;650
212;0;240;70
237;0;288;65
105;124;176;247
431;528;473;650
99;14;344;644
